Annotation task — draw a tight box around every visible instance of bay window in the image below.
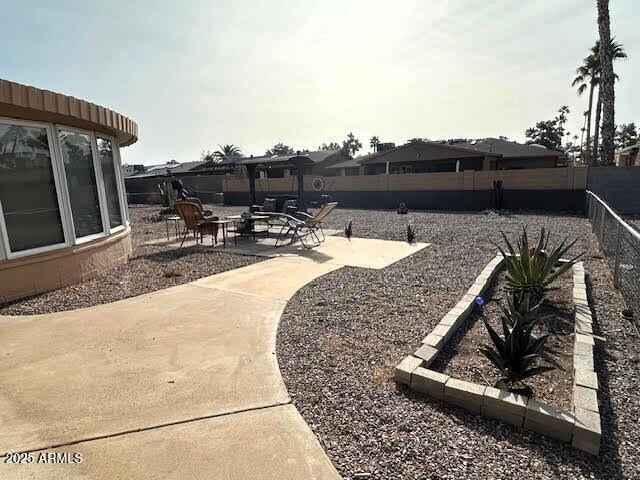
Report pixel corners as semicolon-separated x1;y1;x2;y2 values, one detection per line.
0;119;128;259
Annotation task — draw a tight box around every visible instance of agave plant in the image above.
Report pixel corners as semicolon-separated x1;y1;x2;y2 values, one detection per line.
495;227;582;302
497;292;551;331
407;223;416;244
345;219;353;239
479;317;553;396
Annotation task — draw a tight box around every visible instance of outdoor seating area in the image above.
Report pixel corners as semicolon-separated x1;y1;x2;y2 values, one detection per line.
167;199;339;250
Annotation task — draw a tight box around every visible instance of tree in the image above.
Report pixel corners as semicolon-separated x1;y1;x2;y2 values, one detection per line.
597;0;616;165
201;150;217;162
524;107;570;151
556;105;570;146
265;142;294;156
572;54;599;165
318;142;340;151
213;144;242;162
369;135;380;153
590;39;626;163
341;132;362;157
615;123;638;149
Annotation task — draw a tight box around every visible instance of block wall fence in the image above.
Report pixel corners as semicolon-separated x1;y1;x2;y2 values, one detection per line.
123;166;640;214
223;167;589;212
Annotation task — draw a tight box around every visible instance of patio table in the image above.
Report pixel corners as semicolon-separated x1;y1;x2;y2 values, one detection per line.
164;215;181;240
226;214;270;245
209;219;234;247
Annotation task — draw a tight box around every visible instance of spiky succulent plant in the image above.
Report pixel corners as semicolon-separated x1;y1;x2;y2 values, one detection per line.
495;227;582;302
498;292;551;331
479;316;553;395
345;219;353;239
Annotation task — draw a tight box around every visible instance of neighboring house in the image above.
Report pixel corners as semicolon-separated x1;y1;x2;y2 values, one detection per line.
237;150;351;178
453;138;566;169
122;164;145;177
357;139;565;174
325;156;364;176
126;160;206;179
615;144;640;166
190;156;241;175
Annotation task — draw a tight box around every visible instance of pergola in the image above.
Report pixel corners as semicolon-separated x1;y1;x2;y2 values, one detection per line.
239;153;314;211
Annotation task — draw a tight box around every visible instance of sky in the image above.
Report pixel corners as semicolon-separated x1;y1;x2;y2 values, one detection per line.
2;0;638;165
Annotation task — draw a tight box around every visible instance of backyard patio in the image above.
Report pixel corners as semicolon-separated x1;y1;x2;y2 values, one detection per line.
1;204;638;479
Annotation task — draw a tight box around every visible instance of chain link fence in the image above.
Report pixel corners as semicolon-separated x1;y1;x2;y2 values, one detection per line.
587;190;640;316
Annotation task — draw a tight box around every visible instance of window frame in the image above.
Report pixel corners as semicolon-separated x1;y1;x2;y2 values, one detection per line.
54;125;110;245
0;116;71;260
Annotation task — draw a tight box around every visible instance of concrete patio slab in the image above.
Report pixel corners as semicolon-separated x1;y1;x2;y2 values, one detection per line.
0;284;289;454
1;404;340;480
0;234;429;478
147;234;429;270
193;257;342;301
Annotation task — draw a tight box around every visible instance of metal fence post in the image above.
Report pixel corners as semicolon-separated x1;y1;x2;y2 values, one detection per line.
613;222;622;288
599;204;606;244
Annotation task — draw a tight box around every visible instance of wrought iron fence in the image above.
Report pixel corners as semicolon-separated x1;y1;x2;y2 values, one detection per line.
586;190;640;316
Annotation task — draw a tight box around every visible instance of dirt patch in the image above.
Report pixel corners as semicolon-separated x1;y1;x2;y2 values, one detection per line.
435;269;575;410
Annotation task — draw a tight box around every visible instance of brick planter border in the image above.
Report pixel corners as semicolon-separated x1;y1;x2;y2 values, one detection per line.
395;258;602;455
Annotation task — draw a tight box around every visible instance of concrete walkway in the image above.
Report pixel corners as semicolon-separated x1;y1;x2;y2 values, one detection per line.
0;237;427;479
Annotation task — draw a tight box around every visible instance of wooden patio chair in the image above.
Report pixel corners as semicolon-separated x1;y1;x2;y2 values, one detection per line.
184;197;213;216
174;201;219;247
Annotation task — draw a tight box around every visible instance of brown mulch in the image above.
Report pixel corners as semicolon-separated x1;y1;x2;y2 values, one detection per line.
436;270;575;410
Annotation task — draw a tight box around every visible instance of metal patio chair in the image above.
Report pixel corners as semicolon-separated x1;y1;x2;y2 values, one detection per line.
273;202;338;249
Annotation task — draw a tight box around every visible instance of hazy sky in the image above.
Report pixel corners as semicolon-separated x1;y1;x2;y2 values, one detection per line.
3;1;638;165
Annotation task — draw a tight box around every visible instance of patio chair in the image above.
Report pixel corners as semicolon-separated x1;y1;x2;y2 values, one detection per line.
174;201;219;247
184;197;214;216
251;197;277;213
273;202;338;249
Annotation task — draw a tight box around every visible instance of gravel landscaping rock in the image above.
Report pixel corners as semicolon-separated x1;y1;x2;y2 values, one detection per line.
0;204;257;315
277;209;638;480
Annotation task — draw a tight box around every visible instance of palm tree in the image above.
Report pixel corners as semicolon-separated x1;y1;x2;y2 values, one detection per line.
369;136;380;153
572;56;599;165
597;0;615;165
590;39;626;163
213;144;242;163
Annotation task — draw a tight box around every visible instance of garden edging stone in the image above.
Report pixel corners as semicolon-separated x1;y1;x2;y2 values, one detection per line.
395;258;603;455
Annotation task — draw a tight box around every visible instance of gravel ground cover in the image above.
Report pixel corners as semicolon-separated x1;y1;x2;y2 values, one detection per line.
277;208;639;480
0;204;255;315
435;270;575;410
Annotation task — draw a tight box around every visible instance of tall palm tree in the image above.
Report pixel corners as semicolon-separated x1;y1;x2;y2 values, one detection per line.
590;39;626;163
597;0;615;165
572;56;599;165
213;144;242;163
369;136;380;153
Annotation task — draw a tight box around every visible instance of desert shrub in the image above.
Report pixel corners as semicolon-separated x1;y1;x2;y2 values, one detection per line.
495;227;581;302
